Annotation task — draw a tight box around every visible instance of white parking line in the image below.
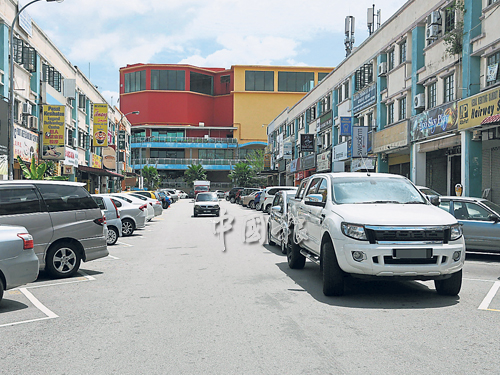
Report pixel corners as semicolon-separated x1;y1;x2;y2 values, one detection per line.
478;281;500;312
0;288;58;328
116;241;133;247
106;255;120;260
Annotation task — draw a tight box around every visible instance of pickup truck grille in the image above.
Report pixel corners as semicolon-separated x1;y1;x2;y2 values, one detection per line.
365;226;448;244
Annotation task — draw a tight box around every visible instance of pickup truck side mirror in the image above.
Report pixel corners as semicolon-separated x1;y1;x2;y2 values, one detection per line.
271;205;282;214
488;214;500;222
304;194;326;208
428;195;440;206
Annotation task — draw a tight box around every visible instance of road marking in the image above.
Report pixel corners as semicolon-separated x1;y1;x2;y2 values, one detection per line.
0;288;58;328
106;255;120;260
478;281;500;311
116;241;133;247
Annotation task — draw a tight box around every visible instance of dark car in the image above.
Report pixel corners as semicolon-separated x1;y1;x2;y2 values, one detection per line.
227;187;244;203
188;190;195;199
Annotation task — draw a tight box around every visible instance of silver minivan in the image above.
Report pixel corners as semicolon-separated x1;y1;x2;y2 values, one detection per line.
0;181;108;278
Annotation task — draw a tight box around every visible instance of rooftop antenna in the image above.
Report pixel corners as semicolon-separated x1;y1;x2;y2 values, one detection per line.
367;4;382;36
344;16;355;57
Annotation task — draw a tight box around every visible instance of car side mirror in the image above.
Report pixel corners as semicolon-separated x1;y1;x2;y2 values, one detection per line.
304;194;326;207
488;214;500;222
271;205;281;214
428;195;440;206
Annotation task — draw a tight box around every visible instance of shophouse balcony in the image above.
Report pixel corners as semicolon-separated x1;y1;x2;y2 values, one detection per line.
131;136;238;149
131;158;246;171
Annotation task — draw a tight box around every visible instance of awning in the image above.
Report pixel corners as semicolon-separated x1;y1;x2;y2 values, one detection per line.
481;114;500;125
78;165;125;179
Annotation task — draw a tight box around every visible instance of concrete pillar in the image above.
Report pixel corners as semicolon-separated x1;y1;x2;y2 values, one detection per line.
461;130;482;198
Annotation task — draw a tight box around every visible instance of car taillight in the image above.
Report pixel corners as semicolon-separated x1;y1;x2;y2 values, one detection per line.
139;204;147;211
94;216;106;225
111;199;120;219
17;233;34;250
156;201;161;205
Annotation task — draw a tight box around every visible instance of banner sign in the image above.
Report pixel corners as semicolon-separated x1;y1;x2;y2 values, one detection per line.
458;87;500;130
340;117;352;136
332;142;348;161
352;126;368;157
93;104;108;147
316;150;331;172
351;158;376;172
278;133;284;159
42;105;65;160
14;124;39;163
283;142;292;160
300;134;315;152
91;153;102;169
352;83;377;114
302;154;316;170
487;64;498;82
318;110;333;133
264;153;271;170
411;101;458;141
290;158;300;173
63;147;78;167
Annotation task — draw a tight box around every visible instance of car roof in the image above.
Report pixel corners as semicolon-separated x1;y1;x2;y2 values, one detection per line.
0;180;86;187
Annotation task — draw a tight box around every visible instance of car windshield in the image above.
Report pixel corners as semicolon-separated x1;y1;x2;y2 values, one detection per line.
332;176;426;204
196;186;209;191
482;200;500;215
420;187;441;196
196;193;218;202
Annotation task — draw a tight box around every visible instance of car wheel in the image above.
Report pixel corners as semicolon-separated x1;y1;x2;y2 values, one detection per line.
287;227;305;269
256;202;261;211
267;223;276;246
194;212;198;217
230;197;235;203
225;196;229;201
265;205;271;214
46;242;81;278
249;201;255;209
215;211;220;217
435;270;462;296
122;219;135;236
281;237;288;255
322;241;345;296
107;226;119;246
0;278;4;303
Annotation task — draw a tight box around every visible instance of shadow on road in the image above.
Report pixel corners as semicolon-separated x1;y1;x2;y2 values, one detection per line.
275;261;460;309
466;252;500;263
0;299;29;313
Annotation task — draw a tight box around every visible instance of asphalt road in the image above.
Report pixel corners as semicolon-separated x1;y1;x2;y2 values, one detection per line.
1;198;500;374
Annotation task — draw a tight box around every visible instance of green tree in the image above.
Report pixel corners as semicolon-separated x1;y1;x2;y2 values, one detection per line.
184;164;207;185
229;162;255;187
17;155;68;180
443;1;465;57
142;165;161;190
245;149;264;173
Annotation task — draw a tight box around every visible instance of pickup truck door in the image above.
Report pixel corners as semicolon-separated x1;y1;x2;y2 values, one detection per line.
305;178;328;249
301;178;322;251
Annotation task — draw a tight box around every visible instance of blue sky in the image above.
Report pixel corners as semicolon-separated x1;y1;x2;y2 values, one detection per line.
28;0;402;107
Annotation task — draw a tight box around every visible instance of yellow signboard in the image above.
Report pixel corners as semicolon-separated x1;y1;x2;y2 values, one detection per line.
42;105;65;160
458;87;500;130
91;153;102;169
93;104;108;147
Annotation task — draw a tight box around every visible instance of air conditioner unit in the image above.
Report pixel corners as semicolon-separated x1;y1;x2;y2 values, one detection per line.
426;25;440;40
414;93;425;109
427;11;442;26
378;62;387;76
28;115;38;130
22;102;32;115
73;138;78;148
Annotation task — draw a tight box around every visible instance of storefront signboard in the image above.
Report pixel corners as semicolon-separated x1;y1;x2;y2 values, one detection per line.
91;153;102;169
302;154;316;170
290;158;300;173
264;153;271;170
63;147;78;167
318;111;333;133
410;101;458;141
373;121;409;153
300;134;315;152
316;150;331;172
42;105;65;160
93;104;108;147
352;83;377;114
351;157;376;172
340;117;351;136
14;124;39;163
458;87;500;130
283;142;292;159
352;126;368;157
102;146;116;170
332;142;348;161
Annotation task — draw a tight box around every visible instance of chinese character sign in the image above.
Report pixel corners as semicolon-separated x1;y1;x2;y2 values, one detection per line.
42;105;65;160
93;104;108;147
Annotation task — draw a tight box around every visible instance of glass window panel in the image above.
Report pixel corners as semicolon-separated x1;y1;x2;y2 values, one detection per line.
264;71;274;91
245;71;255;91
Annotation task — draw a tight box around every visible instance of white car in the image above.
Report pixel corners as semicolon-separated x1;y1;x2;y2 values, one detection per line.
262;186;298;214
127;193;163;217
177;190;188;199
110;194;155;222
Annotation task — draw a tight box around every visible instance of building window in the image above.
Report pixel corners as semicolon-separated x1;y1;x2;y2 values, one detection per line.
367;112;373;129
338;86;343;103
298;115;304;129
399;96;407;120
428;82;437;108
278;72;314;92
388;49;395;71
42;64;62;92
190;72;213;95
399;40;407;64
220;75;231;94
151;70;185;91
320;94;331;114
444;74;454;102
355;64;373;91
445;7;455;33
344;81;350;99
78;94;86;110
388;103;395;124
124;70;146;93
306;106;316;123
245;71;274;91
487;51;500;87
318;72;329;82
489;0;499;4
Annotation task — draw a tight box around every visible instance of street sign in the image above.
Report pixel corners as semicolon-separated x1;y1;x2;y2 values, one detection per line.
118;130;126;149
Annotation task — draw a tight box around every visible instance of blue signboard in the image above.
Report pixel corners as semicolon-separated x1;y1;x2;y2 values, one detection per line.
352;84;377;114
340;117;352;136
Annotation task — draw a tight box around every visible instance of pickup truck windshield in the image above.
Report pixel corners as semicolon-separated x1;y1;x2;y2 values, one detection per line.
331;177;426;204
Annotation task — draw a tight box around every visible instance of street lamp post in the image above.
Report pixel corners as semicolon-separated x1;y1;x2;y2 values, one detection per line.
8;0;64;180
116;110;139;191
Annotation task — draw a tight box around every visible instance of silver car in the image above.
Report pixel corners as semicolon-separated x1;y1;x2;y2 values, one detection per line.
0;180;108;278
0;225;39;303
92;195;123;245
267;190;296;255
128;193;163;217
438;196;500;252
105;196;147;236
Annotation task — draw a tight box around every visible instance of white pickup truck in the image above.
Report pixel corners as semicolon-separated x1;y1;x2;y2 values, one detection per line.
286;172;465;297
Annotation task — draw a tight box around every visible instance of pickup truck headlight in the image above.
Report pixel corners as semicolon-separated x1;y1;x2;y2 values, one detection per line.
450;223;462;241
341;223;367;241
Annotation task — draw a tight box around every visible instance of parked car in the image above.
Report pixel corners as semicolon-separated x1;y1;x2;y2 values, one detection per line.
177;190;188;199
0;181;108;278
262;186;298;213
267;190;296;254
0;225;39;304
242;190;262;208
104;195;147;236
227;187;244;203
156;191;171;209
215;190;225;199
239;188;261;206
162;189;179;202
92;195;123;245
254;191;264;210
122;192;163;218
437;196;500;253
193;192;220;217
417;186;441;197
188;190;195;199
109;194;154;222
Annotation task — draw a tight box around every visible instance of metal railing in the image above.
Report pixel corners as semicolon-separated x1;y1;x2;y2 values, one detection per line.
131;158;246;166
131;136;237;144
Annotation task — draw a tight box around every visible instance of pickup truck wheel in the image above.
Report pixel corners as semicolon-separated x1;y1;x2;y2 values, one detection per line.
267;223;276;246
434;270;462;296
281;239;288;255
322;241;345;296
287;229;305;269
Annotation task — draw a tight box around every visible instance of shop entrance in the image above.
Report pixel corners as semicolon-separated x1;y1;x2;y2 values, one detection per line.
449;154;461;196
